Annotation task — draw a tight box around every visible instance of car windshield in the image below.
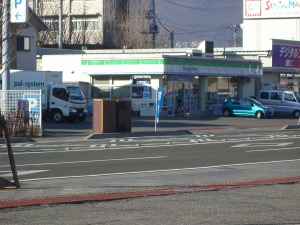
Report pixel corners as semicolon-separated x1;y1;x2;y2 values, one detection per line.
294;92;300;102
67;87;85;100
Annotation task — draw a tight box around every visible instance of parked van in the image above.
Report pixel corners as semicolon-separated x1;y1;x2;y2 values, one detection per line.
258;90;300;118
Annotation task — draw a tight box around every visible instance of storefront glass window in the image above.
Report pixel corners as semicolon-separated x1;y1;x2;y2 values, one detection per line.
164;75;199;115
112;86;131;99
91;86;110;98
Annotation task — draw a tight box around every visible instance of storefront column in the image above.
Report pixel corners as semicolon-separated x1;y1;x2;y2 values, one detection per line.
199;76;208;112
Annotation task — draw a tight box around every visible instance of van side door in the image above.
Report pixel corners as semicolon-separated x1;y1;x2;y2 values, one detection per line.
269;91;284;114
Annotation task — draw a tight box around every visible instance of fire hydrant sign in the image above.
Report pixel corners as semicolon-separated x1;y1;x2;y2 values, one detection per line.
10;0;28;23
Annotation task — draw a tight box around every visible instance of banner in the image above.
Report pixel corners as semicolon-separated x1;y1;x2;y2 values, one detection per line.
272;40;300;68
156;88;164;123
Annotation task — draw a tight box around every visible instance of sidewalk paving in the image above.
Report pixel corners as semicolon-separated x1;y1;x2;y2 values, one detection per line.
1;114;300;209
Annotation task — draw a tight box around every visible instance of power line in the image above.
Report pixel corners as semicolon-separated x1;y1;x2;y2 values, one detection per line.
155;14;174;48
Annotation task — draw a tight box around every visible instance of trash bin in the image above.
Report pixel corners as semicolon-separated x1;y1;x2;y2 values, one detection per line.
93;99;117;133
116;100;131;132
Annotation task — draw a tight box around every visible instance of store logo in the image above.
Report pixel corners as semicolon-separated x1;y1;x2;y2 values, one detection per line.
183;66;198;73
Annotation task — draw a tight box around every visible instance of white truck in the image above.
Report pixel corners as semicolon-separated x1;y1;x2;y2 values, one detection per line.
1;70;87;123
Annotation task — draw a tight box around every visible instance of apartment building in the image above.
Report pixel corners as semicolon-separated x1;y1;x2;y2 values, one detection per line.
29;0;151;48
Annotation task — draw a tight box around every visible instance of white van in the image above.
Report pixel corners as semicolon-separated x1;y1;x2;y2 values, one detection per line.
258;90;300;118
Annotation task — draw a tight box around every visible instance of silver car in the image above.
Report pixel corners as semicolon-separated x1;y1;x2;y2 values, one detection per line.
259;90;300;118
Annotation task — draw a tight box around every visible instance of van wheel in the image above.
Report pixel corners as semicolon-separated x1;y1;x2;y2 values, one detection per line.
256;111;263;119
223;109;230;117
294;111;300;118
51;110;63;123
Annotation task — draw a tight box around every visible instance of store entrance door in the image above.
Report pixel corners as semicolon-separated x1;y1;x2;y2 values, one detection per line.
165;75;199;117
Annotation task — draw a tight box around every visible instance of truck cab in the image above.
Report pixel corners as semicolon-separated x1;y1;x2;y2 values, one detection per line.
49;84;87;122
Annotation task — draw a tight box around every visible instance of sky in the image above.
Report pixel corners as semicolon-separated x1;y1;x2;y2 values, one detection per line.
155;0;244;47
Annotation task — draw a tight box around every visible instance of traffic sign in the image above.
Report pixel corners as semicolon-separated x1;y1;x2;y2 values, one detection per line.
10;0;28;23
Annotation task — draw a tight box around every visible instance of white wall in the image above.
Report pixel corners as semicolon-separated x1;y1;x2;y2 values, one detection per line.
242;78;256;98
41;55;91;83
261;73;280;90
243;19;300;50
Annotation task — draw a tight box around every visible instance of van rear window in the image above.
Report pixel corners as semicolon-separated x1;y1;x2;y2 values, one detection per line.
260;92;269;99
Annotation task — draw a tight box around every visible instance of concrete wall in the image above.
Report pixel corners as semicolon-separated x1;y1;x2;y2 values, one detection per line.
14;26;37;70
40;55;91;83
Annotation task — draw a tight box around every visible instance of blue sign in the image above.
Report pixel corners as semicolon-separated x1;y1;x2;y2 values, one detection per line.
23;94;41;124
156;88;164;123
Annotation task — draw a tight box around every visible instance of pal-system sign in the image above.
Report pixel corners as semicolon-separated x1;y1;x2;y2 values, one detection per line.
11;0;28;23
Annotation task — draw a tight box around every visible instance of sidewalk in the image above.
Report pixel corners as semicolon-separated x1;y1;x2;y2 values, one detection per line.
1;114;300;209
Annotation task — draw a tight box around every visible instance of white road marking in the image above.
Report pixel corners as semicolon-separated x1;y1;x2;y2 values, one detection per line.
0;156;167;168
232;142;294;148
246;146;300;153
19;158;300;182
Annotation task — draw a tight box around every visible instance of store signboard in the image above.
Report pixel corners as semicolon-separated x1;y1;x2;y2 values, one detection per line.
168;75;195;82
244;0;300;19
272;39;300;68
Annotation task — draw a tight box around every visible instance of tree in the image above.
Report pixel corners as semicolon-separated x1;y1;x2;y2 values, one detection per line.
33;0;171;49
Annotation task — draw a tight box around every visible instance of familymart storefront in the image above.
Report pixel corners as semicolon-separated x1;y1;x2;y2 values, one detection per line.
81;54;262;116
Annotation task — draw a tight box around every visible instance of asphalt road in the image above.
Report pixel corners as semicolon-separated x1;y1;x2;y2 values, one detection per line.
1;129;300;182
1;116;300;224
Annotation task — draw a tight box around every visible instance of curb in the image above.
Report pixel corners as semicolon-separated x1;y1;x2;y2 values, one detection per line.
85;130;193;140
1;175;299;209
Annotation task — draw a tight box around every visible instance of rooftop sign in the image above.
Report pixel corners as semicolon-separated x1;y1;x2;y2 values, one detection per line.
244;0;300;19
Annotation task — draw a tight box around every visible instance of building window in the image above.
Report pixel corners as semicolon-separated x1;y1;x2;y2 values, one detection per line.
17;36;30;51
71;18;99;31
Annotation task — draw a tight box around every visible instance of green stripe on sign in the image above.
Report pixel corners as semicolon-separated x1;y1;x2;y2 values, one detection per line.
81;58;261;69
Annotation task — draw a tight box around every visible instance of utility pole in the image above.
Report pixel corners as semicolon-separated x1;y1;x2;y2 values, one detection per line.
2;0;10;90
151;0;157;48
1;0;20;188
170;31;175;48
58;0;63;49
229;24;240;47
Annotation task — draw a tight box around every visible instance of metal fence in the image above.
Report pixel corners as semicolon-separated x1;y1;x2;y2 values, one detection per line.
0;90;42;137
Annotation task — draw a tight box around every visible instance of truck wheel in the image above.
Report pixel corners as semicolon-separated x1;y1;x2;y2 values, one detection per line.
51;110;63;123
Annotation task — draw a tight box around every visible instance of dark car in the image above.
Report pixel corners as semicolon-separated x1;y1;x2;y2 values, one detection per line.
222;97;274;119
